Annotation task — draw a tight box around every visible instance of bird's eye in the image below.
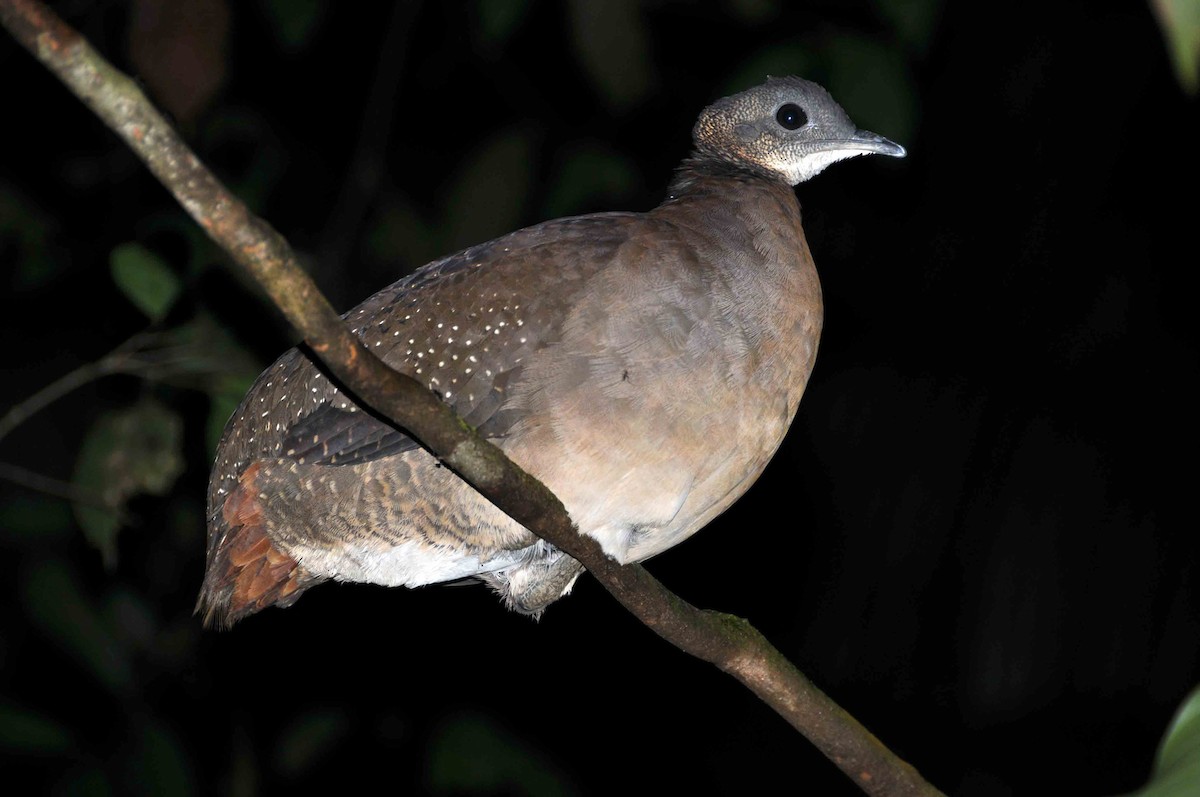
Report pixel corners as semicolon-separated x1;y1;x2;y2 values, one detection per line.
775;103;807;130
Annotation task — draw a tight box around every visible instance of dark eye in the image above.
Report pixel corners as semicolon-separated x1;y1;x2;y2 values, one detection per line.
776;103;807;130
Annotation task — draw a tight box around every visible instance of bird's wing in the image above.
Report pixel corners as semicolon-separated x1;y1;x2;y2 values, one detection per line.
212;212;638;490
199;213;642;625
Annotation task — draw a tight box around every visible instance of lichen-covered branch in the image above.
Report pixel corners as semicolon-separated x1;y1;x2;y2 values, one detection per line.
0;2;943;794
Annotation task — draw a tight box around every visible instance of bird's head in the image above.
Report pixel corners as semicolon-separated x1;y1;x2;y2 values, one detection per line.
694;76;906;186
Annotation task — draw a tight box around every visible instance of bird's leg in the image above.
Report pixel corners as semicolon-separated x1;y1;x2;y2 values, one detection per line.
488;548;585;617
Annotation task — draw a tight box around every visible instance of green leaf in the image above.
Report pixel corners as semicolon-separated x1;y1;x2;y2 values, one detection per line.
110;243;182;322
1151;0;1200;94
1123;686;1200;796
1159;687;1200;772
71;399;185;568
0;701;75;754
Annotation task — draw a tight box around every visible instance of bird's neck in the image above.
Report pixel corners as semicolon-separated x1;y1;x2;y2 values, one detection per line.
666;153;785;199
661;157;805;243
656;156;808;260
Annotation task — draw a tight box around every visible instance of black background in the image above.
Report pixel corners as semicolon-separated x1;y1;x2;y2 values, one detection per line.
1;1;1197;795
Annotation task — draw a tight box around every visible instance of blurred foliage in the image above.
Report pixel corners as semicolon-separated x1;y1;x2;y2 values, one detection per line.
120;717;195;797
21;558;135;694
110;242;183;322
0;180;65;290
127;0;230;124
877;0;944;54
0;0;930;793
71;398;184;569
273;709;351;777
258;0;325;52
472;0;532;47
55;766;116;797
567;0;656;109
2;0;1195;795
0;494;74;546
196;108;288;211
540;143;638;220
1151;0;1200;93
1123;687;1200;796
824;35;917;151
440;127;537;252
427;712;578;796
0;700;75;755
723;0;781;26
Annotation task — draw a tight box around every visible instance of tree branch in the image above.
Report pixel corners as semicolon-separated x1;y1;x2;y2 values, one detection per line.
0;3;943;794
0;460;126;516
0;330;196;444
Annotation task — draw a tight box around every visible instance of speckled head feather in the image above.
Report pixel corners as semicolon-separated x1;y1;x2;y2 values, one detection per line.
691;76;905;186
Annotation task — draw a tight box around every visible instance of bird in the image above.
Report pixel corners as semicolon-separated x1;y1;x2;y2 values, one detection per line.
197;76;905;628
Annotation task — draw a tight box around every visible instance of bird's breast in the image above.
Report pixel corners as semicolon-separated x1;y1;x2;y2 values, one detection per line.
501;191;823;562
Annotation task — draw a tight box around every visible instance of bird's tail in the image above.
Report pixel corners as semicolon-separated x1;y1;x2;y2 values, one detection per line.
195;462;318;629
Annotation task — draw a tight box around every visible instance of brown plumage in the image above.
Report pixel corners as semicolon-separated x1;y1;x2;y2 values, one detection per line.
197;76;904;628
198;462;315;628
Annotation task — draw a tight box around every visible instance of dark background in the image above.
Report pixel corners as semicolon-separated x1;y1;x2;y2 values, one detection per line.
2;1;1197;794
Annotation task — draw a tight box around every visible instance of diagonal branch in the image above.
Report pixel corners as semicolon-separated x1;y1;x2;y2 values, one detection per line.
0;3;943;795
